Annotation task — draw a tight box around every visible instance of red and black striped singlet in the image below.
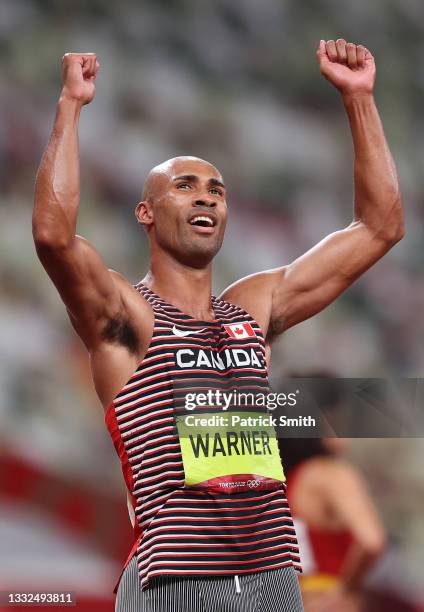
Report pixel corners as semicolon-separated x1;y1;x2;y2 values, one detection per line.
105;282;301;590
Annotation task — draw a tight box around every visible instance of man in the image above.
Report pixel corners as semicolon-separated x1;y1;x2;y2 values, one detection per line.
33;39;403;612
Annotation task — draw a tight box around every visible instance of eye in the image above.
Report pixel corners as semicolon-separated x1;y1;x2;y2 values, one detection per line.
177;182;191;190
209;187;223;196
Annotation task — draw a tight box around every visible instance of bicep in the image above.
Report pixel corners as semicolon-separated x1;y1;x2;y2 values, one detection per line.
35;235;122;347
271;221;391;332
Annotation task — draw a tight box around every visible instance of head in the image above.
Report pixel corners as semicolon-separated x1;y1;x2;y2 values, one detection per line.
135;156;227;268
277;370;350;474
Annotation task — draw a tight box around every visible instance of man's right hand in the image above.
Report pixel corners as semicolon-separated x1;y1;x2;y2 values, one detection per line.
61;53;99;105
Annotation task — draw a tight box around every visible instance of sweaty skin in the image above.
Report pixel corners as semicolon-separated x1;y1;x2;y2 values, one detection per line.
33;42;404;411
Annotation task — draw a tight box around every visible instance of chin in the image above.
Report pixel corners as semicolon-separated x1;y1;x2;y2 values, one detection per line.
179;238;222;268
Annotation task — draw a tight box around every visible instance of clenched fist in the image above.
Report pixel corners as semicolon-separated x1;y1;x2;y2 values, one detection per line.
317;39;375;96
61;53;100;105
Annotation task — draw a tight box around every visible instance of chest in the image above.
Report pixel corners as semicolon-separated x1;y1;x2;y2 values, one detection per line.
150;312;267;375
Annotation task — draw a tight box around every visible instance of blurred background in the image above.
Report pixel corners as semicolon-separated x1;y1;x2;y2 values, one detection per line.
0;0;423;610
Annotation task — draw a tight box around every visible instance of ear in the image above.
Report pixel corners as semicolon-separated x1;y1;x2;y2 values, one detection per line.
135;200;153;227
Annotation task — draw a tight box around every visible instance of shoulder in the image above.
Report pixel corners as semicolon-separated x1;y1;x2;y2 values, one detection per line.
328;460;368;493
290;456;337;485
220;268;287;339
309;458;368;501
221;269;285;299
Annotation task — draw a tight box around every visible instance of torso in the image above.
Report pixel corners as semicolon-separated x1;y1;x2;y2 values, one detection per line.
89;276;273;410
104;281;300;589
286;459;354;579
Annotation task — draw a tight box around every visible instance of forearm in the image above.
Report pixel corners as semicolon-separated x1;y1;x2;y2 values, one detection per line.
343;93;404;241
339;539;384;592
33;97;83;247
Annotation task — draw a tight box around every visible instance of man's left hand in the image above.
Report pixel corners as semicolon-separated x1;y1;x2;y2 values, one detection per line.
317;39;375;96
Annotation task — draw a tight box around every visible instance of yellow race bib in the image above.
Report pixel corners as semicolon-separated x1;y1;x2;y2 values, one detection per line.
176;411;285;493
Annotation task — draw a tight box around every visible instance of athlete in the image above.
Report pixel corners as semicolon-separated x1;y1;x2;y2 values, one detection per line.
278;374;386;612
284;437;385;612
33;39;403;612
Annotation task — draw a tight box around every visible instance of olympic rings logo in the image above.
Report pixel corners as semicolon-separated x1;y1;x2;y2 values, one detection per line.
247;479;260;488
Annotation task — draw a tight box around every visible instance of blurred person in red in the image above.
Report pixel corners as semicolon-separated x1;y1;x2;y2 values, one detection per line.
278;375;385;612
32;40;403;612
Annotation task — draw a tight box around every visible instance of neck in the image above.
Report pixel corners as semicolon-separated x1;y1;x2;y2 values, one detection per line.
143;251;215;321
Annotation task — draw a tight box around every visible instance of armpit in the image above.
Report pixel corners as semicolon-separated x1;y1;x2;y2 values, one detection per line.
101;313;139;355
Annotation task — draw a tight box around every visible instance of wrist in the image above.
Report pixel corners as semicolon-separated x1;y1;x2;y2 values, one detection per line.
342;90;375;106
53;96;83;132
58;92;84;111
56;94;83;124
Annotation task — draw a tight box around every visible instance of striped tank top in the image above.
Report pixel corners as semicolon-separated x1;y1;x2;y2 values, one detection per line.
105;282;301;590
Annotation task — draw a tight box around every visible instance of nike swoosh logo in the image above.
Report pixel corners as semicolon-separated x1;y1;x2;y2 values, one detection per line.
172;325;207;337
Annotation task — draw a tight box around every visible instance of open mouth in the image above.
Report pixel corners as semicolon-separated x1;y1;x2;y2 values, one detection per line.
189;215;216;228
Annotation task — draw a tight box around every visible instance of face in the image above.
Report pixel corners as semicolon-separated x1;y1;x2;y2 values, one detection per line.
137;157;228;268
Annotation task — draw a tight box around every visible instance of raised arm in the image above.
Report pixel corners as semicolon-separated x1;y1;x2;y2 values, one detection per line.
222;40;404;339
33;53;125;350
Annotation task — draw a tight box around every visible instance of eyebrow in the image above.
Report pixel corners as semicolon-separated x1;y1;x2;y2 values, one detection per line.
173;174;226;190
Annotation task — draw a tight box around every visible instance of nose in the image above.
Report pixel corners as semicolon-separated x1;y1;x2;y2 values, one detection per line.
194;199;216;208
